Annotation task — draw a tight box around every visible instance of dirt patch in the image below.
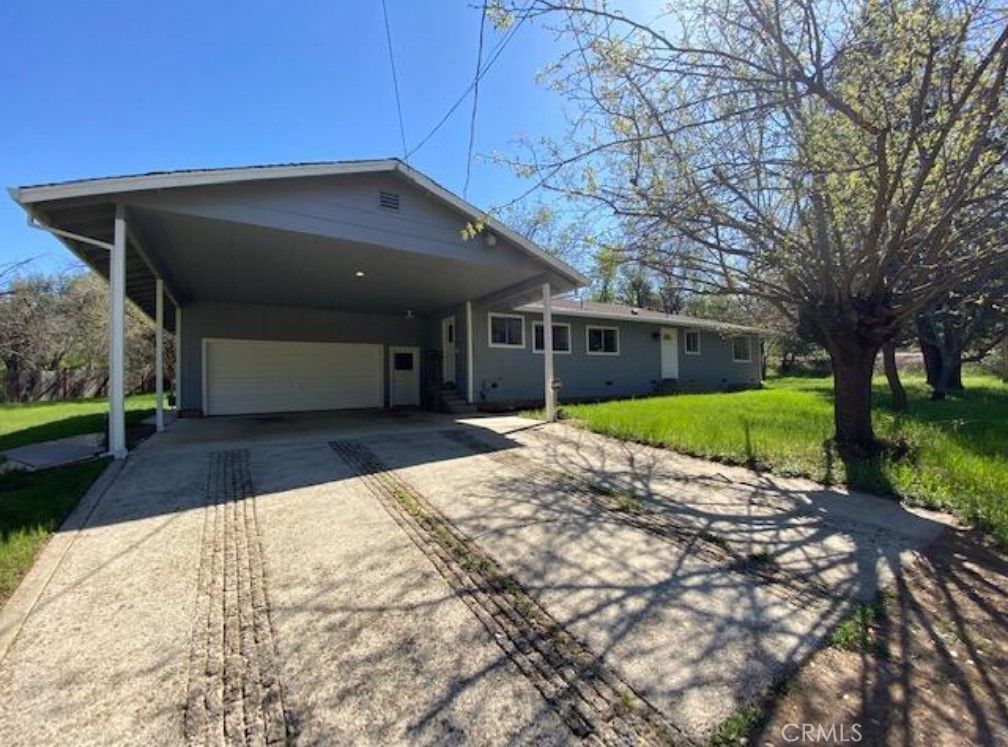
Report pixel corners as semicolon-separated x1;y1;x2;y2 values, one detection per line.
754;529;1008;746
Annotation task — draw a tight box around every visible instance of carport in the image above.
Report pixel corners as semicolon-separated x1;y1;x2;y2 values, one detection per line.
9;160;583;457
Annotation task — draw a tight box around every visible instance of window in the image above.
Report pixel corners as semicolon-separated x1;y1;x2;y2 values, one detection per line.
685;330;701;356
586;325;619;355
393;352;414;371
732;335;752;362
532;322;572;353
488;313;525;348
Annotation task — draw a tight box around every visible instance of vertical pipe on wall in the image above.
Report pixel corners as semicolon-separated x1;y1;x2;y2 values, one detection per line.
174;306;182;412
466;301;474;404
109;206;127;458
542;283;556;422
155;278;164;432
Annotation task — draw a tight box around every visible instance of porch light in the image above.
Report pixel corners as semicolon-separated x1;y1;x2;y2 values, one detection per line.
354;270;365;278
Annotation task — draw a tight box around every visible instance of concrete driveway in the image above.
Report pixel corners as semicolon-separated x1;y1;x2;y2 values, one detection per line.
0;411;950;746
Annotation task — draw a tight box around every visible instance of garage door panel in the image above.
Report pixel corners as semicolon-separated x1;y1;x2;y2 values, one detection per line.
205;339;383;415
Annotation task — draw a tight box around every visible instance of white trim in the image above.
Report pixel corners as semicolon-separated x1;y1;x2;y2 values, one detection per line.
542;283;556;422
531;321;572;354
488;312;526;349
585;325;620;356
108;206;127;459
465;302;474;403
684;329;702;356
732;335;753;363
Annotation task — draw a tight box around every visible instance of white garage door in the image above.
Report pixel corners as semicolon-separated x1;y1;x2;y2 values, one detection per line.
204;339;383;416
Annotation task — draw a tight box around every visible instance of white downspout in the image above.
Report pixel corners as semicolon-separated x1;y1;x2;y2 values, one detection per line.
542;283;556;422
109;206;127;458
155;278;164;432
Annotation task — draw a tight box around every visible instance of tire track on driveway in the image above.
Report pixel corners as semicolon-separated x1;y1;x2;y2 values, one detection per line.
185;449;289;747
330;439;695;747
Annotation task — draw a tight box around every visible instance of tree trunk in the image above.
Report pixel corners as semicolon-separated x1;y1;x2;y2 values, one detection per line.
932;345;964;399
830;346;881;456
882;342;907;413
919;337;942;386
4;359;20;403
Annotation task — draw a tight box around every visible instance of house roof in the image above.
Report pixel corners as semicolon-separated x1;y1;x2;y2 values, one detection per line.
517;298;766;335
10;159;588;289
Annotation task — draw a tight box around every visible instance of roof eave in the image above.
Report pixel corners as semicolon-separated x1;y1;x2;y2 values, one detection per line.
392;162;589;289
12;160;401;206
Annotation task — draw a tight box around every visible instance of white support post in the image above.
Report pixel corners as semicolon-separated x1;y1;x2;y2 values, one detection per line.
155;278;164;432
542;283;556;422
175;305;182;411
109;206;127;458
465;301;474;404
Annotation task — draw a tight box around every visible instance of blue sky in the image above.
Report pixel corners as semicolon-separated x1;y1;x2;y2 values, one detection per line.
0;0;589;273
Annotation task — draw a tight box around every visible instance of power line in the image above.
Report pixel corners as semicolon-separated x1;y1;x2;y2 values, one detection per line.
381;0;408;160
406;4;530;160
463;3;489;198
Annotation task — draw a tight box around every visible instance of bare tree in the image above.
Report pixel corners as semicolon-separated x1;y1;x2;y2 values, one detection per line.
501;0;1008;455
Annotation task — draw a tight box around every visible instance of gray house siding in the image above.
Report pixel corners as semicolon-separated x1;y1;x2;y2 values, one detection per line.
125;172;544;315
472;305;662;404
471;305;761;405
677;328;762;388
180;301;426;411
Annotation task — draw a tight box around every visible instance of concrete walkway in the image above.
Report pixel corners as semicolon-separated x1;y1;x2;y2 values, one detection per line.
1;432;105;471
0;411;951;745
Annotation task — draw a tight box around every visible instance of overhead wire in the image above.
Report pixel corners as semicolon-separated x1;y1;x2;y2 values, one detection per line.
406;3;531;160
380;0;409;160
463;2;489;197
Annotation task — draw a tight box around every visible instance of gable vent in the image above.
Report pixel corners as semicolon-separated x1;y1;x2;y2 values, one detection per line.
378;190;400;210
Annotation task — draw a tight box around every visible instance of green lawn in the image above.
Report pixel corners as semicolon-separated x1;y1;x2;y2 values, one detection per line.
0;459;110;605
0;394;156;452
557;374;1008;545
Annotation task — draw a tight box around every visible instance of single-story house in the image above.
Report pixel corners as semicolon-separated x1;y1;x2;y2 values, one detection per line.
9;159;762;457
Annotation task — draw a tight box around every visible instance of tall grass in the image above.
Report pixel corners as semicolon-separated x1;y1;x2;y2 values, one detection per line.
562;374;1008;545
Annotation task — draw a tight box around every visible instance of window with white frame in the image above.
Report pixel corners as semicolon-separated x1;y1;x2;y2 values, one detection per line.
732;335;752;362
586;325;619;355
685;330;701;355
532;322;572;353
488;313;525;348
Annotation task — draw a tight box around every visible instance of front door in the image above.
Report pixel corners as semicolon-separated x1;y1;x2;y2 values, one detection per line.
389;346;420;407
441;317;456;386
661;328;679;379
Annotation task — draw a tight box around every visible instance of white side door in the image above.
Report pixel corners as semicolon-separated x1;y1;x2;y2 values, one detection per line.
660;328;679;379
389;346;420;407
441;317;456;385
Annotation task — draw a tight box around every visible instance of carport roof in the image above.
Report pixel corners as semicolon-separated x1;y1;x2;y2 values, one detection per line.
9;159;589;326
